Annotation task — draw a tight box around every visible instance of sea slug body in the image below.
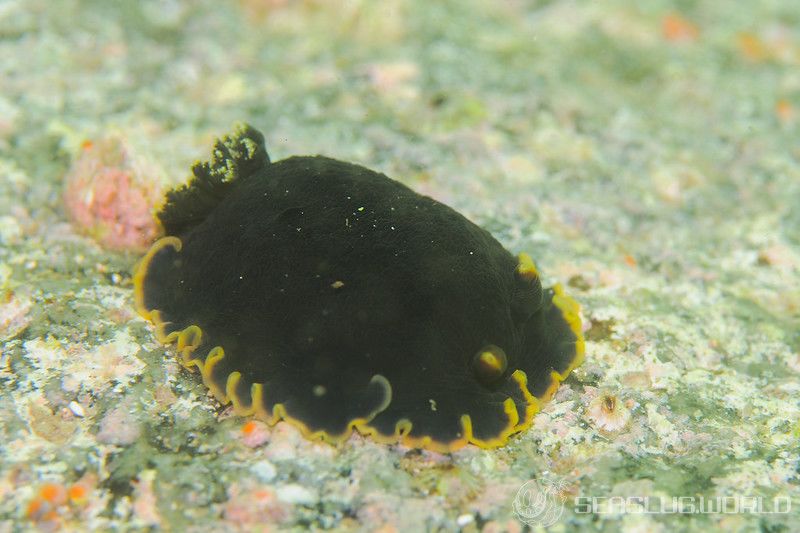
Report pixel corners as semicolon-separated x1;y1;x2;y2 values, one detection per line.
134;123;584;452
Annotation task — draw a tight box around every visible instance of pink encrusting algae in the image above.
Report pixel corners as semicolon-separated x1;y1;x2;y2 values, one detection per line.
63;137;162;251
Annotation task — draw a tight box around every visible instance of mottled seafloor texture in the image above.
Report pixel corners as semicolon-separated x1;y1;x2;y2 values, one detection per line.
1;0;799;531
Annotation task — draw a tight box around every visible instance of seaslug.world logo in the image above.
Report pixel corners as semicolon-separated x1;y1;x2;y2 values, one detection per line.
512;477;566;527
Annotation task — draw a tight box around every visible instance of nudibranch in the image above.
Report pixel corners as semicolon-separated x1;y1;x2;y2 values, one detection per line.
134;123;584;452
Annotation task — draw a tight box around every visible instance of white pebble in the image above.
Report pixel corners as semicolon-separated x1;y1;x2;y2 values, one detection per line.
276;484;316;505
68;401;85;417
456;513;474;527
250;460;277;482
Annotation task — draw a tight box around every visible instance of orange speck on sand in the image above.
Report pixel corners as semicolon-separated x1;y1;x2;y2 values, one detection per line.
240;420;270;448
81;139;94;151
775;99;794;123
223;483;289;526
252;488;276;502
623;254;637;268
39;483;67;505
26;498;43;518
68;484;88;504
737;32;769;62
26;480;96;524
662;13;699;43
27;484;66;524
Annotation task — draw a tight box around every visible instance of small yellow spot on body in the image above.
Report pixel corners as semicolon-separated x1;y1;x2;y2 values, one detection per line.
313;385;327;397
472;345;508;385
429;399;437;411
479;351;503;372
331;280;344;289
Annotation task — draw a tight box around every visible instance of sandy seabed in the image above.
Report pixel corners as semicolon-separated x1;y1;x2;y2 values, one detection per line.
0;1;798;531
